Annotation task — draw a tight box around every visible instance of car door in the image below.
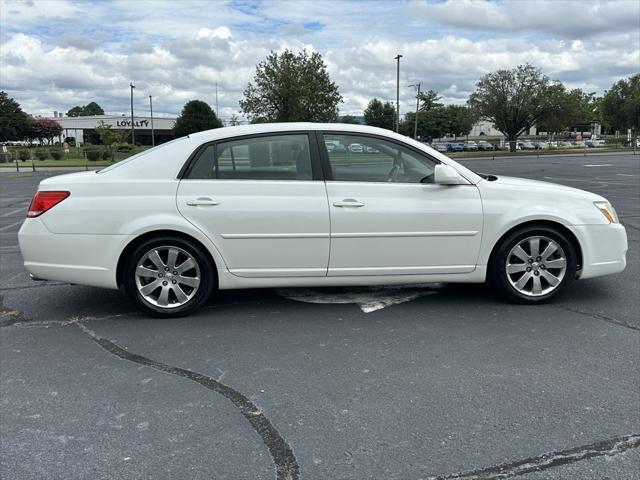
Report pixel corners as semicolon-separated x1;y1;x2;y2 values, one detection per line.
177;132;330;277
320;132;483;276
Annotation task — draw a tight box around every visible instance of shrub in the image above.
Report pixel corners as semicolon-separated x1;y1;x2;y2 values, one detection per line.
85;147;101;161
50;150;64;160
18;149;31;162
35;149;49;160
102;148;113;161
116;144;133;152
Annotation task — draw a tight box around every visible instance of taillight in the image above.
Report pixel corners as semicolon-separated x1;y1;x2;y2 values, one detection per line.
27;191;70;218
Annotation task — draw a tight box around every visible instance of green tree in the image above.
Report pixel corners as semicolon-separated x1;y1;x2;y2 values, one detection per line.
66;106;84;117
400;91;454;140
95;121;119;145
83;101;104;116
571;90;601;131
400;109;448;141
250;116;269;124
173;100;223;137
240;49;342;122
66;102;105;117
363;98;395;130
536;84;574;137
444;104;477;138
538;87;602;136
0;91;31;142
338;114;358;124
602;74;640;143
418;90;444;112
468;64;556;151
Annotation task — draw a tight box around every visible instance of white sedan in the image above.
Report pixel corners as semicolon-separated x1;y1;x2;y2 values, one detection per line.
19;123;627;317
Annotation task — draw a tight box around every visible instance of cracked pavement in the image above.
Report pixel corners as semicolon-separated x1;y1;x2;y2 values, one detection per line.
1;153;639;479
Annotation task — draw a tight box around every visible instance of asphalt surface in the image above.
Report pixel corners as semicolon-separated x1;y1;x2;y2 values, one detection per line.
1;153;639;480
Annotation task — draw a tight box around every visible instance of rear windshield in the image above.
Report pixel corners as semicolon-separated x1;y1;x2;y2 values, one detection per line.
97;137;188;173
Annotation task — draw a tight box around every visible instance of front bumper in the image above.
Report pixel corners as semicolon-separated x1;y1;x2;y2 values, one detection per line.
18;217;132;289
570;223;627;279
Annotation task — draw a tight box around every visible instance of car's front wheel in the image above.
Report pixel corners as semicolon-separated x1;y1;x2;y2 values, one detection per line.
123;236;215;317
489;226;577;304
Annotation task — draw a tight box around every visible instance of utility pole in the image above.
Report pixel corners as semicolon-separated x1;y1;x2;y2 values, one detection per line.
409;83;421;140
215;82;219;118
149;95;155;147
129;83;135;145
394;54;402;133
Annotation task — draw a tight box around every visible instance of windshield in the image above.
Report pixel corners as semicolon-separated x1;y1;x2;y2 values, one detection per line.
97;136;188;173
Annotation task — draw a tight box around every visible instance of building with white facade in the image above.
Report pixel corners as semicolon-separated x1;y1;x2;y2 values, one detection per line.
49;115;177;145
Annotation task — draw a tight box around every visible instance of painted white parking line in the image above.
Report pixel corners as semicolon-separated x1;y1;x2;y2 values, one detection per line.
583;164;613;167
543;176;629;186
277;285;439;312
0;207;28;218
0;220;24;232
616;174;635;177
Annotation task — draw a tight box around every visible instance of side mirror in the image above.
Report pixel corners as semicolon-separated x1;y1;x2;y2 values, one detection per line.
434;164;468;185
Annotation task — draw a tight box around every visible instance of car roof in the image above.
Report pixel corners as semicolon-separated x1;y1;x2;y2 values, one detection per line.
187;122;396;143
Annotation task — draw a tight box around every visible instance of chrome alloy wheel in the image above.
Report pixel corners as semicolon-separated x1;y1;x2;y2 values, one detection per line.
506;236;567;297
134;246;201;308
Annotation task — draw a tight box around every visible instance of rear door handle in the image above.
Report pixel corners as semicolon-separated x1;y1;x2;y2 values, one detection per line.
333;199;365;208
186;197;219;206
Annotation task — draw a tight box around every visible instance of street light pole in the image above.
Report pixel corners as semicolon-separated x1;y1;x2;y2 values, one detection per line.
129;83;135;145
215;81;219;118
394;54;403;133
409;83;421;140
149;95;155;147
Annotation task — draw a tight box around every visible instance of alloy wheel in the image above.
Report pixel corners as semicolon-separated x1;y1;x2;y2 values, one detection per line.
505;236;567;297
134;246;201;308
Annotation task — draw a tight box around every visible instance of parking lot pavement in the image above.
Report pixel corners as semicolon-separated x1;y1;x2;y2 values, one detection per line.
1;153;639;480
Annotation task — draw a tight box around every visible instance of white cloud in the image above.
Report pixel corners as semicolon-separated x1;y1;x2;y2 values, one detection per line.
409;0;640;38
0;0;638;121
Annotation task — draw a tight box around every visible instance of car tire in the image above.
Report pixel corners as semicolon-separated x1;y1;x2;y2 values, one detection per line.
489;225;577;304
123;235;215;317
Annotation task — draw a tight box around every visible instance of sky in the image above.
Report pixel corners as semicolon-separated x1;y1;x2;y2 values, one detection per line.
1;0;639;122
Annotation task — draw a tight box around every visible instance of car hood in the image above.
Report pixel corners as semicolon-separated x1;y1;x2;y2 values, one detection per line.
486;175;606;201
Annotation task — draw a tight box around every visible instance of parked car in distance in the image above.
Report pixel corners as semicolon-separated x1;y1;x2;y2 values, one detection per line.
325;142;336;152
446;143;464;152
589;139;606;147
559;141;573;148
519;141;536;150
333;143;347;153
19;123;628;317
463;141;478;152
349;143;364;153
432;142;448;153
572;141;587;148
497;142;521;151
365;145;379;154
533;141;547;150
477;141;495;151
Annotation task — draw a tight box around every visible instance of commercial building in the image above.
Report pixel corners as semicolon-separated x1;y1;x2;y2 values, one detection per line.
49;114;176;145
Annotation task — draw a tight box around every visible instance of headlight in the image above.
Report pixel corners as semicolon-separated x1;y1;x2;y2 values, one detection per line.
594;201;619;223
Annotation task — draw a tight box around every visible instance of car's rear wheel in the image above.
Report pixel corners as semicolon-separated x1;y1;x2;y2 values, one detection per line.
124;236;214;317
489;225;577;304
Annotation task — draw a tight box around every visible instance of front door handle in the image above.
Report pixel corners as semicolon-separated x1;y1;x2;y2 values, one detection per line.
186;197;219;206
333;199;365;208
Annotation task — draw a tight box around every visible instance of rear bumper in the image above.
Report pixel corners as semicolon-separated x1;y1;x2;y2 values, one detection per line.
571;223;627;279
18;218;132;289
